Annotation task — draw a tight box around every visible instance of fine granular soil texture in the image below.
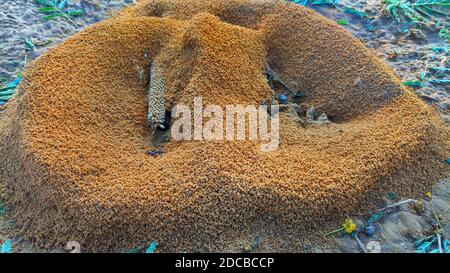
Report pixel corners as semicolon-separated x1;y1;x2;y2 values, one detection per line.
0;0;448;252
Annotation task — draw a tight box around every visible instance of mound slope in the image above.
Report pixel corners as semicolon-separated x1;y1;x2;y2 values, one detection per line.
0;0;448;252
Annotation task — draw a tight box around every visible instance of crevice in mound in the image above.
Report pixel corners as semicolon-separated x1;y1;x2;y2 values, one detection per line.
265;65;333;126
266;65;306;100
266;65;344;125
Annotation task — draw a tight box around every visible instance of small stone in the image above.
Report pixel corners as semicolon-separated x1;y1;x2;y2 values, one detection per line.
386;50;398;59
316;113;330;124
306;106;316;121
409;29;426;40
354;77;364;88
30;48;46;60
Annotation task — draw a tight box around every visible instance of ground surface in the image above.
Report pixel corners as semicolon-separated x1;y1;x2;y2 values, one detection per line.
0;0;448;253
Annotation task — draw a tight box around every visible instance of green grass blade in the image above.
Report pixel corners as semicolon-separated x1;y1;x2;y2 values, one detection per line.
37;7;58;13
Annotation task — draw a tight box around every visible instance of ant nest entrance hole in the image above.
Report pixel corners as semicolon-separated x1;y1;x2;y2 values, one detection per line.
149;110;171;147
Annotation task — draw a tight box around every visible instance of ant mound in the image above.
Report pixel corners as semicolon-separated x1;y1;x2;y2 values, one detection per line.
0;0;448;252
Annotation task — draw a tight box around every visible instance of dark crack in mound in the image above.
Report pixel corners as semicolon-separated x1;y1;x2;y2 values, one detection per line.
0;0;448;252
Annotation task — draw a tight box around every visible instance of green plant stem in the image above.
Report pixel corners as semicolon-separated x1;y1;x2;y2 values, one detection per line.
324;227;344;237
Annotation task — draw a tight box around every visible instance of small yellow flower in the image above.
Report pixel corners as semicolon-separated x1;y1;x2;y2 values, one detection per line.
342;218;357;234
425;192;432;198
415;199;424;212
243;244;252;253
